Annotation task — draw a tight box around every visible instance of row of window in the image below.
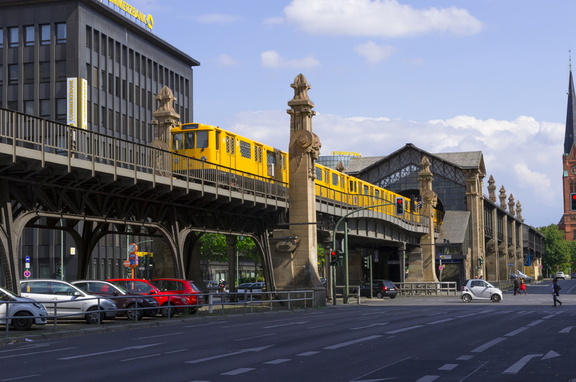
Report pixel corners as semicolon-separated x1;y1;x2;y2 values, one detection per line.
0;23;66;49
0;62;66;85
86;26;189;97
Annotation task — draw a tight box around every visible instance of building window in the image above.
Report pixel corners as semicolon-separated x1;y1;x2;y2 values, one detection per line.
25;26;34;46
101;70;106;91
101;106;106;127
100;34;106;55
93;31;99;52
56;98;66;121
8;27;18;48
93;103;99;125
92;66;98;88
40;99;50;118
0;29;4;48
0;65;3;84
56;23;66;44
24;100;34;115
85;26;91;49
40;62;50;82
8;64;18;84
40;24;50;45
24;63;34;84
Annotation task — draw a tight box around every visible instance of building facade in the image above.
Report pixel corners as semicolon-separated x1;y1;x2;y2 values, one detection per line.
0;0;199;280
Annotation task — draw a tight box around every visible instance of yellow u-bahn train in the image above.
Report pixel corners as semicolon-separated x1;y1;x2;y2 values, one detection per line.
169;123;440;225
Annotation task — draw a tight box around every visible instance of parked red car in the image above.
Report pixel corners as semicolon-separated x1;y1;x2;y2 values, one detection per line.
152;278;204;313
107;279;188;317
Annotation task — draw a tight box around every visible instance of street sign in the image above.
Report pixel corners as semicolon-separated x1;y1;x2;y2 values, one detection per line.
23;270;31;278
25;256;30;263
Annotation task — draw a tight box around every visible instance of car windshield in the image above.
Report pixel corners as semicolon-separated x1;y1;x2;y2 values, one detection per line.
0;287;16;301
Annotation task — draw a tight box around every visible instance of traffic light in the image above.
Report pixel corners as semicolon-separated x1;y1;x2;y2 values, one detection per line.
330;250;343;266
571;193;576;210
363;256;370;268
395;197;405;215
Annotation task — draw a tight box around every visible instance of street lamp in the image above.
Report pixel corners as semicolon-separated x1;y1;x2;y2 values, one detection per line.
331;203;393;305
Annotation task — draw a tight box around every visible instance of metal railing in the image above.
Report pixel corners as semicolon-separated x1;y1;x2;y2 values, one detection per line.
397;282;458;296
1;290;318;338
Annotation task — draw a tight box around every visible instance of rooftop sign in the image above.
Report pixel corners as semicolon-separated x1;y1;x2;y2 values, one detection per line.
99;0;154;30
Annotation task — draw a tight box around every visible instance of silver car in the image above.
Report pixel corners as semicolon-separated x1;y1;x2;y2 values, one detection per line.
20;279;117;324
461;279;502;303
0;287;48;331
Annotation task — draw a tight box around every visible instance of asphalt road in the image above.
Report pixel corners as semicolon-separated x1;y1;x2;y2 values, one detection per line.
1;279;575;382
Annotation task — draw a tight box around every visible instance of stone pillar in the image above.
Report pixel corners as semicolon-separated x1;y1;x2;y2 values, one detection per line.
270;74;325;306
409;156;439;282
226;235;237;294
464;168;485;279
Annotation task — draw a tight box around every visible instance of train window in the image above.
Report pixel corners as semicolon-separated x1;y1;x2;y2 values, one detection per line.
267;151;276;165
196;131;209;148
375;190;380;199
240;141;251;158
184;132;195;149
226;136;235;154
332;173;339;186
215;131;220;150
254;146;263;162
363;185;369;195
172;133;183;150
316;167;322;181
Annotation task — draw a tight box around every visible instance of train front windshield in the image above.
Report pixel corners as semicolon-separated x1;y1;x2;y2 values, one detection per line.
172;131;209;150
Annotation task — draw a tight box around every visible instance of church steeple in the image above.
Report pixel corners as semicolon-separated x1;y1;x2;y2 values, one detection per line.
564;68;576;155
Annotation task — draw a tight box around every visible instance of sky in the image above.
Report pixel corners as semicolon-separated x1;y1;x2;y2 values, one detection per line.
126;0;576;228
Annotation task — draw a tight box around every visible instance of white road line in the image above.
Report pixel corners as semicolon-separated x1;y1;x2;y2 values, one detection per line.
505;327;529;337
323;335;382;350
221;368;255;376
559;326;574;333
0;347;77;359
416;376;439;382
297;351;320;356
503;354;542;374
1;374;42;381
385;325;424;334
58;344;162;360
438;363;458;371
427;318;455;325
264;358;291;364
263;321;307;328
527;319;544;327
133;332;183;340
235;333;275;341
186;345;273;364
471;337;507;353
457;355;474;361
350;323;388;330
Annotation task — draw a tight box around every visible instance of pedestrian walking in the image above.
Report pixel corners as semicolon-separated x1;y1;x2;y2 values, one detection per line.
552;277;562;307
519;278;527;295
513;277;520;295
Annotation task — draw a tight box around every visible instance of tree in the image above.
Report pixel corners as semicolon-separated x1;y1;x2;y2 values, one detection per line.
539;224;573;276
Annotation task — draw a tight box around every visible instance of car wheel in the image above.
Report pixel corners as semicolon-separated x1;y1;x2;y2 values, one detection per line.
461;294;472;302
11;311;33;331
125;304;144;321
161;304;175;318
85;306;105;324
491;294;501;303
376;292;384;299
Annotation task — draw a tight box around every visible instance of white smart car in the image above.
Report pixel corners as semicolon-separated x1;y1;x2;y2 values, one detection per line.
461;279;502;303
0;287;48;331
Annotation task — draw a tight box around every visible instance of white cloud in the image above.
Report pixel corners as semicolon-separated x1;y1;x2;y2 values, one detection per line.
263;16;284;27
226;109;563;227
284;0;483;38
354;41;396;64
260;50;321;69
215;54;240;67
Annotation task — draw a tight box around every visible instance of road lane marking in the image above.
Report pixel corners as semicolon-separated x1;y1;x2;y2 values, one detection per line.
426;318;455;325
542;350;560;360
438;364;458;371
58;344;162;360
133;332;183;340
350;323;388;330
323;335;382;350
1;374;42;381
457;355;473;360
471;337;506;353
416;376;439;381
0;347;77;359
186;345;274;364
505;327;529;337
560;326;574;333
385;325;423;334
235;333;275;341
297;351;320;356
121;348;187;362
527;319;544;327
263;321;308;328
503;354;542;374
221;368;255;375
264;358;291;364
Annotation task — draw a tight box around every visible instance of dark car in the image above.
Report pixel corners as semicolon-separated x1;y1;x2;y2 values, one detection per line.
107;279;188;317
72;280;159;320
357;280;398;299
151;278;204;313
